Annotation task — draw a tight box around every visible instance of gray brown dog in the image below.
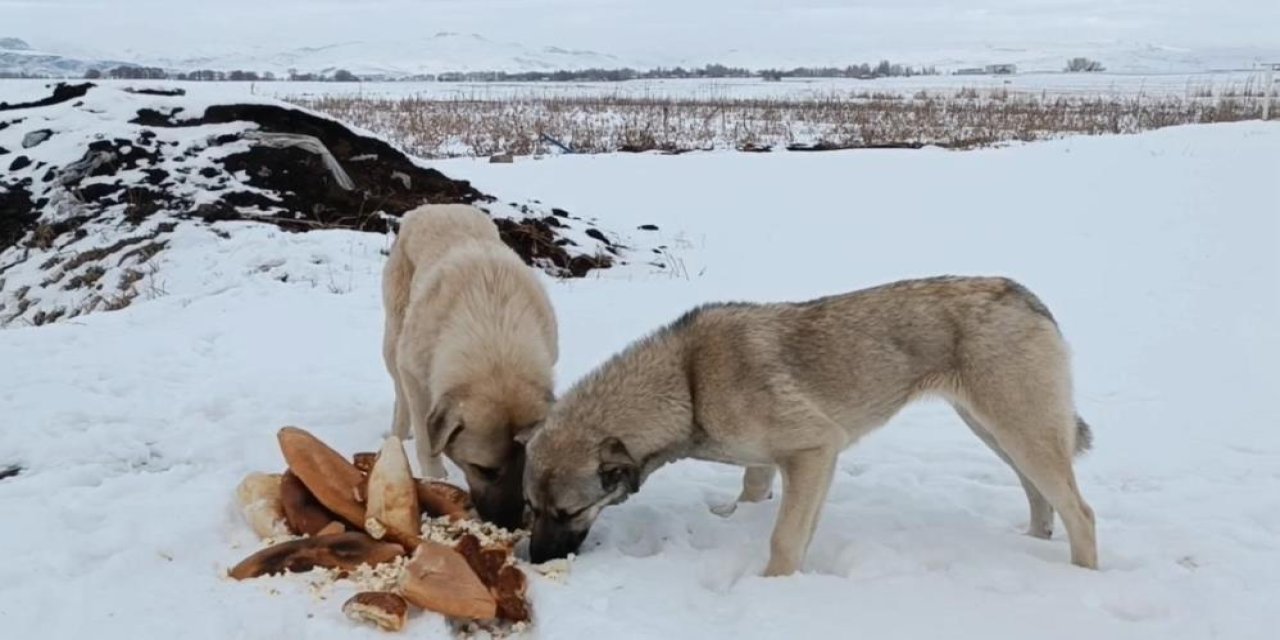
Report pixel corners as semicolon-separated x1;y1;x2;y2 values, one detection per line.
522;276;1096;575
383;204;558;530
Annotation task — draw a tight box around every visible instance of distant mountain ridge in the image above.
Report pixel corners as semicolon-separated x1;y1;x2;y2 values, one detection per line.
0;38;139;77
2;34;1276;78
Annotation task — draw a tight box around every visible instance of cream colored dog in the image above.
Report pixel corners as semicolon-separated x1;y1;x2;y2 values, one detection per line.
383;204;557;529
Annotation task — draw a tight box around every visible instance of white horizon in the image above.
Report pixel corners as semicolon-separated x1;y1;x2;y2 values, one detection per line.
3;0;1278;67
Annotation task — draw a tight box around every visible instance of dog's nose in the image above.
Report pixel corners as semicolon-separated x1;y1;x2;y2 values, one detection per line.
529;519;587;563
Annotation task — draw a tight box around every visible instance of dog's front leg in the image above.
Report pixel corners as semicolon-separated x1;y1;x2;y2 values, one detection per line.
399;368;448;479
763;448;837;577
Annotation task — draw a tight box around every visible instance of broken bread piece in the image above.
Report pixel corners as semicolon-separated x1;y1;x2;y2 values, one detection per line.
234;472;290;540
493;564;530;623
278;426;366;528
343;591;408;632
280;470;341;536
398;541;496;620
228;532;404;580
416;480;475;520
365;437;422;549
352;452;377;474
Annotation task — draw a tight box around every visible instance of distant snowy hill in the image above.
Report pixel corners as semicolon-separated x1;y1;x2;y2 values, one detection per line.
2;32;1276;78
1;33;640;79
0;38;134;77
154;33;635;77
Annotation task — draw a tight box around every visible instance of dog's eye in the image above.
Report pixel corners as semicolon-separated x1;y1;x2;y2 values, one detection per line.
471;464;501;481
553;505;590;522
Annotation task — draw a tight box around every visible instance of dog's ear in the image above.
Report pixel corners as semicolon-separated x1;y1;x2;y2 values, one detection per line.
513;389;555;446
513;420;541;446
425;395;463;457
598;437;639;494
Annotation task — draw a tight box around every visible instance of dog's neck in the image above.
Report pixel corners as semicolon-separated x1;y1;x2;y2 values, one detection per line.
582;325;709;493
633;402;710;490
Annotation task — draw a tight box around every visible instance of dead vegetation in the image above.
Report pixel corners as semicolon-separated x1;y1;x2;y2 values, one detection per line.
289;89;1276;157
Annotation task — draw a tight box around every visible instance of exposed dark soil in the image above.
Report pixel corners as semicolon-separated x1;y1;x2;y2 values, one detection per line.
0;182;37;256
132;102;487;225
785;141;929;151
0;82;94;112
125;102;611;272
0;83;617;319
123;87;186;97
493;217;610;277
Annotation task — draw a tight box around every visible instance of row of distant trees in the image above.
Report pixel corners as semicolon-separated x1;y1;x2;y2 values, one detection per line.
83;66;360;82
428;62;938;82
762;61;939;80
67;58;1103;82
1065;57;1106;72
75;61;939;83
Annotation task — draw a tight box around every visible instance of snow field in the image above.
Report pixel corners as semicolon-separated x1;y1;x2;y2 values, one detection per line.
1;122;1278;639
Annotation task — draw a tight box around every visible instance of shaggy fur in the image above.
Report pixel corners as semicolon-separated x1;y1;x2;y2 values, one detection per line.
523;276;1096;575
383;204;558;529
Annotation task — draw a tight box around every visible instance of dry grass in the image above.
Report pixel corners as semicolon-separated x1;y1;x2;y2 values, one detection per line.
289;89;1275;158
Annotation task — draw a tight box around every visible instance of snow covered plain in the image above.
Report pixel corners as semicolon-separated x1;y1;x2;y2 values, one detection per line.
266;71;1276;101
1;122;1278;639
4;70;1274;106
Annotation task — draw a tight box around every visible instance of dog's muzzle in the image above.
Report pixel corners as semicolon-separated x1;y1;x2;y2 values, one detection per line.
472;450;527;531
528;516;589;563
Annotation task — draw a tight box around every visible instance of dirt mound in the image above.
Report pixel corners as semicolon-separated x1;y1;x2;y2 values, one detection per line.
131;102;487;231
0;83;619;326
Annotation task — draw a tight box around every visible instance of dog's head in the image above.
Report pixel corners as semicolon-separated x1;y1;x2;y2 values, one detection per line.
522;422;641;563
426;382;553;530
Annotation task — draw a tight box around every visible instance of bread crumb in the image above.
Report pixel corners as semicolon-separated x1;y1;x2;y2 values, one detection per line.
420;515;525;548
528;556;571;584
456;618;532;638
348;555;408;592
364;517;387;540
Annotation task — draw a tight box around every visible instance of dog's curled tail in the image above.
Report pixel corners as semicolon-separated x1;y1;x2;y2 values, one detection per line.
1074;415;1094;455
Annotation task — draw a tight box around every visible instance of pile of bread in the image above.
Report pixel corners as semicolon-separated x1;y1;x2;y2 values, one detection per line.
231;426;530;632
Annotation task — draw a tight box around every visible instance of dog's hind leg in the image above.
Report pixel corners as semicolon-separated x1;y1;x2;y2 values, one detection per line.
740;465;777;502
954;405;1054;539
764;448;838;577
963;384;1097;568
711;465;777;517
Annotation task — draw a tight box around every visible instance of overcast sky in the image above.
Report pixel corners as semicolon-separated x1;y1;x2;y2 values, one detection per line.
3;0;1277;59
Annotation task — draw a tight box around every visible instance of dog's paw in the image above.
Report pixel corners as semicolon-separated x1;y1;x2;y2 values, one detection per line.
709;502;738;518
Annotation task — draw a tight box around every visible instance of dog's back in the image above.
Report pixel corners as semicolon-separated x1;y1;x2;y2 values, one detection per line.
381;204;557;512
382;204;501;334
406;240;558;392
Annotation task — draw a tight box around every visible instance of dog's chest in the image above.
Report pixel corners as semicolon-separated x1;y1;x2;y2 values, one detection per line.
686;420;774;465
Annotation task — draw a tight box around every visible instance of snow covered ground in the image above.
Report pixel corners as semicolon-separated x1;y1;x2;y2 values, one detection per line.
268;71;1277;101
1;122;1278;639
3;71;1270;103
